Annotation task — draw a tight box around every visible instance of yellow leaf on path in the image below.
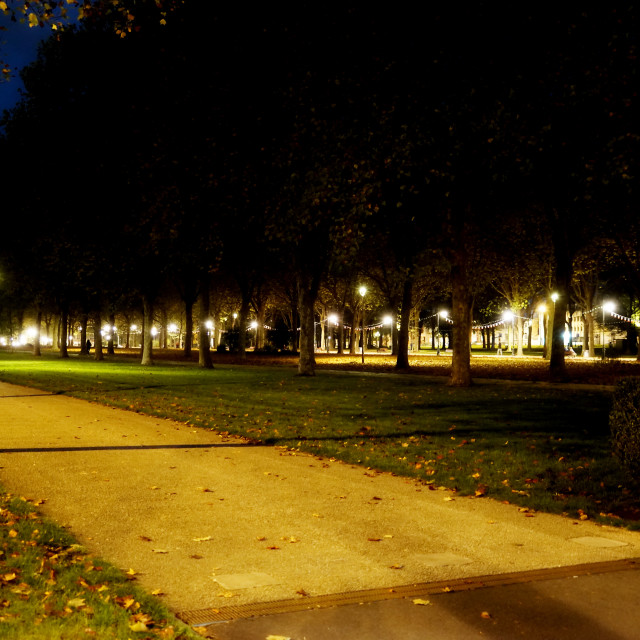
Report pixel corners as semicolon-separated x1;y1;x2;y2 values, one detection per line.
444;497;455;502
481;611;492;619
413;598;432;606
28;13;39;27
152;549;169;554
0;3;8;12
193;536;213;542
126;569;137;576
266;636;292;640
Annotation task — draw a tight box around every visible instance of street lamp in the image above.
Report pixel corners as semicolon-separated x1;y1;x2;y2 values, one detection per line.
359;286;367;363
602;301;615;360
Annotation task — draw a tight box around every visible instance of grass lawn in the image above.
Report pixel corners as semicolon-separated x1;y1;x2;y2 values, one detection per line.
1;350;638;637
0;350;637;527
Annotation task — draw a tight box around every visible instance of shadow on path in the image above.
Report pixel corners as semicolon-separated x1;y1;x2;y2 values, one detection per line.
0;443;259;453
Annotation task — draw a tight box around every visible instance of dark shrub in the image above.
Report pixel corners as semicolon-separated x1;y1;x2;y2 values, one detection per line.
610;378;640;475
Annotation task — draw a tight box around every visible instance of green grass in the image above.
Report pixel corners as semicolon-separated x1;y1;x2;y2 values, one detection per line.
0;488;197;639
0;351;637;529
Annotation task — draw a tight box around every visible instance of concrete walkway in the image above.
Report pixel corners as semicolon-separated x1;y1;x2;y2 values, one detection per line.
1;380;639;638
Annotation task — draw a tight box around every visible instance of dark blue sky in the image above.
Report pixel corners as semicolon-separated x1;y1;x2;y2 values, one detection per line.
0;16;51;115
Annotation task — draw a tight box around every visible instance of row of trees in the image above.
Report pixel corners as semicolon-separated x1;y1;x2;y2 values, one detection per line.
1;3;639;384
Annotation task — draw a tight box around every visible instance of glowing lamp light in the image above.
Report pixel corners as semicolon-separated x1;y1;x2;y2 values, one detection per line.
383;315;393;326
503;311;514;322
439;310;448;319
250;321;258;329
603;301;615;314
359;286;367;297
551;292;559;303
168;323;178;333
328;313;338;325
130;324;137;331
151;327;158;337
205;320;214;330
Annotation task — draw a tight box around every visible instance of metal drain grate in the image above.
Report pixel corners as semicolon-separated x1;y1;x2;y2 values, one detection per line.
177;557;640;627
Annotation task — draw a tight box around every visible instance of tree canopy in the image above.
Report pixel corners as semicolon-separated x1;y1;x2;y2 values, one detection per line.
1;4;639;380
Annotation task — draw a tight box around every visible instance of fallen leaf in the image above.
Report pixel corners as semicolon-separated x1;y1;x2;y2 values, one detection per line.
129;620;149;632
368;537;382;542
475;484;488;497
152;549;168;554
66;597;86;609
413;598;432;606
139;536;152;542
266;545;280;550
193;536;213;542
390;564;404;570
481;611;492;619
296;588;310;596
266;636;292;640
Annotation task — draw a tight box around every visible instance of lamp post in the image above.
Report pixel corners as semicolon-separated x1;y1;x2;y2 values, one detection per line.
359;286;367;363
602;301;615;360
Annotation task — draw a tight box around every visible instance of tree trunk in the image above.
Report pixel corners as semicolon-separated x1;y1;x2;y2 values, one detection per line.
33;308;42;357
449;254;473;386
238;294;251;358
297;274;318;376
79;314;89;355
582;312;591;357
93;311;104;361
337;309;345;354
107;312;116;354
59;307;69;359
141;294;154;366
517;316;524;356
395;275;413;371
349;309;358;355
183;299;194;357
198;276;213;369
255;301;267;351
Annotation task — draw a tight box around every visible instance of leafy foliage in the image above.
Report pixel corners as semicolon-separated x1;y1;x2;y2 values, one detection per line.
610;377;640;475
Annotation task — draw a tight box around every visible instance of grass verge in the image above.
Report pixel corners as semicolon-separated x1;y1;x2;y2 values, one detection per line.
0;486;198;639
0;351;638;529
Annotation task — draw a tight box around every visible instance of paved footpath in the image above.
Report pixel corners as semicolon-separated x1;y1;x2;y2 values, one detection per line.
1;380;640;639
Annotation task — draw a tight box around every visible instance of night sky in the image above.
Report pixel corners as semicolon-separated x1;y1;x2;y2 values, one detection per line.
0;15;51;115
